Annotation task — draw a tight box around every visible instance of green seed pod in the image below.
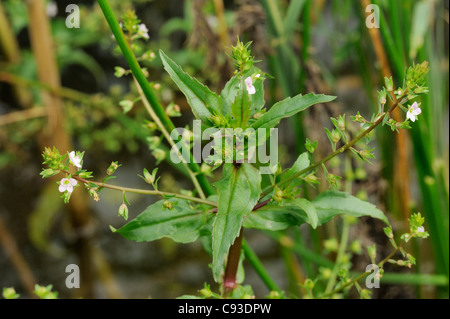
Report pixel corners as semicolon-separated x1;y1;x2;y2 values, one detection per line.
273;188;284;203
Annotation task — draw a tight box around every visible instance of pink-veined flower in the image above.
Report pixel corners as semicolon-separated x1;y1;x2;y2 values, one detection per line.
58;178;77;193
69;151;82;169
406;102;422;122
244;77;256;95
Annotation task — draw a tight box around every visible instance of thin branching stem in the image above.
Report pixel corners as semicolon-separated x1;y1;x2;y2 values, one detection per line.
72;174;217;207
260;92;407;199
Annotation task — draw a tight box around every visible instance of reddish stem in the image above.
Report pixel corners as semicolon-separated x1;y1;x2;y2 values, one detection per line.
223;229;244;296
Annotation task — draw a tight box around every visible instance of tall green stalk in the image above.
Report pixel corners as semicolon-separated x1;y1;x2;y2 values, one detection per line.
96;0;214;197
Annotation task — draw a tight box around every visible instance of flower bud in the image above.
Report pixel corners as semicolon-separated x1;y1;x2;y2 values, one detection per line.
199;286;213;298
2;287;19;299
273;188;284;203
253;111;264;119
384;76;394;91
145;121;158;131
320;267;332;279
331;129;341;144
200;163;212;176
163;200;173;210
107;161;120;175
152;148;166;163
119;100;134;113
114;66;126;78
304;173;318;185
118;203;128;220
304;279;314;290
383;226;394;239
337;117;346;132
324;238;338;252
378;90;387;105
142;168;155;184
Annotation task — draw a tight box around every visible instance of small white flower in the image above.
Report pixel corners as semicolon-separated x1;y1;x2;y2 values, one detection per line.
69;151;82;169
58;178;77;193
406;102;422;122
245;77;256;95
417;226;425;233
138;23;149;39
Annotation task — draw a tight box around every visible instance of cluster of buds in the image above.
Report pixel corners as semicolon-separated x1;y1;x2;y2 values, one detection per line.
405;61;430;96
228;38;258;74
120;10;149;40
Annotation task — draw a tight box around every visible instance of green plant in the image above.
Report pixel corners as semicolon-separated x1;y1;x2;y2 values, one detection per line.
39;1;432;299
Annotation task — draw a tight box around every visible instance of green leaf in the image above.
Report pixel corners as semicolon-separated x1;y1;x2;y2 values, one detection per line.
245;191;389;231
160;50;222;125
212;163;261;282
116;198;212;244
251;93;336;129
280;152;310;183
231;79;252;128
243;204;308;231
312;190;390;225
287;198;318;229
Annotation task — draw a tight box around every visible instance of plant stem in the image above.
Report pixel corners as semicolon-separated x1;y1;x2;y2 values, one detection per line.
320;241;406;298
261;92;406;198
72;175;217;207
96;0;214;197
324;218;350;293
223;229;244;296
242;239;282;293
0;107;47;126
132;77;206;200
95;0;293;293
324;148;354;293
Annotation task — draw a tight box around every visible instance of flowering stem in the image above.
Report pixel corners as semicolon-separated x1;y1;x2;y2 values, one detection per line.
261;92;407;198
320;240;406;298
71;174;217;207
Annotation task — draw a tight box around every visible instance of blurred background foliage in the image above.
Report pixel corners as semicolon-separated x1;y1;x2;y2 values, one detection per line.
0;0;448;298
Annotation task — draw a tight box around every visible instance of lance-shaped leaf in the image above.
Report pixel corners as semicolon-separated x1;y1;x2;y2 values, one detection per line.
252;93;336;129
115;198;213;244
243;204;309;231
212;163;261;282
160;50;222;125
244;191;389;231
312;191;390;225
231;79;252;128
